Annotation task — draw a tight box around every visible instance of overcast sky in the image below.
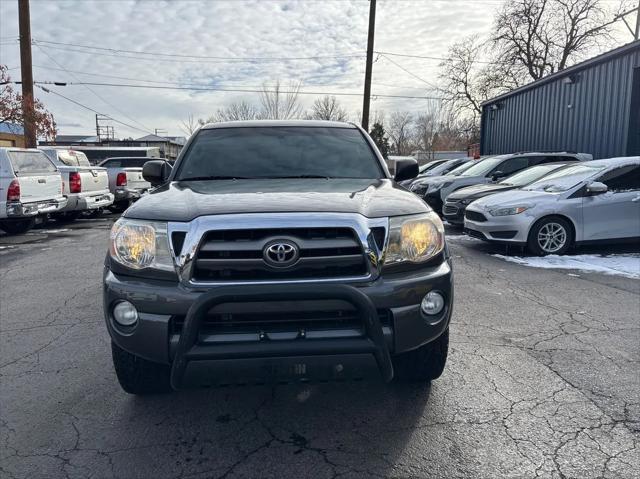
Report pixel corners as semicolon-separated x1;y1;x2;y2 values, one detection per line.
0;0;633;139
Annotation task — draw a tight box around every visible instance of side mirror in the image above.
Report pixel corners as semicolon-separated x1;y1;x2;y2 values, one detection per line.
394;158;419;182
491;171;504;181
586;181;608;195
142;160;172;187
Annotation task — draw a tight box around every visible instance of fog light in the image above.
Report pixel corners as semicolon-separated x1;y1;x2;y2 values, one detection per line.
421;291;445;316
113;301;138;327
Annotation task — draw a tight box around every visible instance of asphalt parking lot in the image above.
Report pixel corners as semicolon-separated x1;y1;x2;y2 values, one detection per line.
1;216;638;479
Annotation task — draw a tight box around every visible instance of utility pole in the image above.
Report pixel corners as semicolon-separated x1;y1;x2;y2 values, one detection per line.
18;0;36;148
636;0;639;40
361;0;376;132
615;1;640;40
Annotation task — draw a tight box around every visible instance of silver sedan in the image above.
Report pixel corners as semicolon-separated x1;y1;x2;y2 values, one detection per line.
463;157;640;255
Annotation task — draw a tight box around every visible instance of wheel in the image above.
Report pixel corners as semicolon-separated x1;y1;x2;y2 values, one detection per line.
527;216;573;256
111;341;171;395
86;208;103;218
0;218;35;235
52;211;81;222
109;201;129;214
393;328;449;382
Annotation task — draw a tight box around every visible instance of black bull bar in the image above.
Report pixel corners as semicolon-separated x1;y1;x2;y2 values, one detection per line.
170;284;394;389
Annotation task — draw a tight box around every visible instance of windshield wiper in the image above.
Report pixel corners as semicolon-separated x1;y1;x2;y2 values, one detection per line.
254;175;332;179
178;175;250;181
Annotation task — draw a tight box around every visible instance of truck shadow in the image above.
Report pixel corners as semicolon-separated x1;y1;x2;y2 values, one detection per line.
118;380;433;477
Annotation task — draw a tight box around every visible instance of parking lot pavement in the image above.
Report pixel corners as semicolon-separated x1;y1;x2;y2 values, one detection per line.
1;218;638;479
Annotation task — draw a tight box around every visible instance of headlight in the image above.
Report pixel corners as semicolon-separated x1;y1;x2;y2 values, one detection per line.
428;181;452;192
459;198;474;205
384;212;445;264
410;183;427;194
109;218;174;271
488;206;530;216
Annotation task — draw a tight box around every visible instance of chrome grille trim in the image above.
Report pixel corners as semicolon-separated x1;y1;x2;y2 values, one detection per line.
167;213;388;287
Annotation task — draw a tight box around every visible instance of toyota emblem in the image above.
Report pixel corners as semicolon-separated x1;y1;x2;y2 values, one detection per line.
263;240;300;268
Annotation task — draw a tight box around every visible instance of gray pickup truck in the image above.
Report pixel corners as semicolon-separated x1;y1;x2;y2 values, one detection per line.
104;120;453;394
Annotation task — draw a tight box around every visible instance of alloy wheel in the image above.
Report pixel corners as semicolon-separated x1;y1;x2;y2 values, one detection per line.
537;222;567;254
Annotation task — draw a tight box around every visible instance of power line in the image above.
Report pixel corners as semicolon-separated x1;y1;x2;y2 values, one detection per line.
31;63;437;92
33;39;365;62
375;50;501;65
34;44;154;134
35;84;152;135
31;80;443;101
378;54;439;90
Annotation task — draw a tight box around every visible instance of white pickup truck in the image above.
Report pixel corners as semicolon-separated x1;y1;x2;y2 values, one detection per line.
41;148;114;220
0;148;67;234
97;157;155;212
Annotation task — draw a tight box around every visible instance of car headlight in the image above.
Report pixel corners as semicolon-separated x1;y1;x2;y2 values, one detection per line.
488;205;530;216
410;183;427;194
109;218;174;271
459;198;474;205
384;212;445;264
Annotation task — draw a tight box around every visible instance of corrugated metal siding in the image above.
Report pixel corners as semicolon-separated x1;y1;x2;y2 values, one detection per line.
481;45;640;159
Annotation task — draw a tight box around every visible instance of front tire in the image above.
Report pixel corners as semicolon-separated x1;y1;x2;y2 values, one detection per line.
0;218;35;235
527;216;573;256
393;328;449;382
111;341;171;395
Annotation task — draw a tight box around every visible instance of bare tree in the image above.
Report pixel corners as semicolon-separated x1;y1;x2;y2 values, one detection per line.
180;113;200;135
306;95;348;121
387;111;414;156
209;101;260;123
259;80;303;120
413;100;443;158
492;0;622;81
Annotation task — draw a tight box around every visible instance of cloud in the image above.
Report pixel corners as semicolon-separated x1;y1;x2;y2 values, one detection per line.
0;0;631;138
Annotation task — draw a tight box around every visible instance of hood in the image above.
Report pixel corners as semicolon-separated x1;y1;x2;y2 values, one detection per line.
447;183;515;200
124;178;430;222
469;189;558;210
412;174;458;186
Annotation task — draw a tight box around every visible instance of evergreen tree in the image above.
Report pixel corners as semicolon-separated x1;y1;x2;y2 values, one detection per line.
369;122;390;159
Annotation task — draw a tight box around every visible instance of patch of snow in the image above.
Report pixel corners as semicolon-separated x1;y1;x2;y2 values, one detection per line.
447;234;483;243
493;253;640;279
0;245;16;250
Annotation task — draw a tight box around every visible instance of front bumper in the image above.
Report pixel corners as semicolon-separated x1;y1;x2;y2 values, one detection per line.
442;200;468;225
6;197;68;217
61;192;114;212
103;258;453;385
463;206;533;244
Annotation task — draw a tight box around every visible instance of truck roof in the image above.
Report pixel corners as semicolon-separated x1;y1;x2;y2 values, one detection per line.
200;120;357;130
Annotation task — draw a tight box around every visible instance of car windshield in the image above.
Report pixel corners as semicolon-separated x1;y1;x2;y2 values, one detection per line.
524;164;607;192
419;160;445;173
499;163;569;187
427;159;464;176
58;150;91;167
458;156;507;177
448;161;476;176
175;127;383;180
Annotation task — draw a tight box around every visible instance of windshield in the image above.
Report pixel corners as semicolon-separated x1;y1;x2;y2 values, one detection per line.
428;159;466;176
458;156;506;177
419;160;445;173
176;127;383;180
524;164;607;192
448;161;475;176
58;150;91;167
499;163;569;187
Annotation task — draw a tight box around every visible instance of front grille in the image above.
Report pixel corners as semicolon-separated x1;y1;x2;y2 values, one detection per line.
170;304;392;336
443;204;458;215
465;210;487;222
192;228;368;282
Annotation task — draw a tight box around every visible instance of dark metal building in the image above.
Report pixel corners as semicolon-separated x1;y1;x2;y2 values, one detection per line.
480;41;640;159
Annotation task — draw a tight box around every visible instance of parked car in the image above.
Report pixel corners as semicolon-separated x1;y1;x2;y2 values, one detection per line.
98;157;155;212
400;157;473;188
0;148;67;234
443;161;577;226
104;120;452;394
40;148;113;220
464;157;640;255
410;153;592;214
418;159;448;174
